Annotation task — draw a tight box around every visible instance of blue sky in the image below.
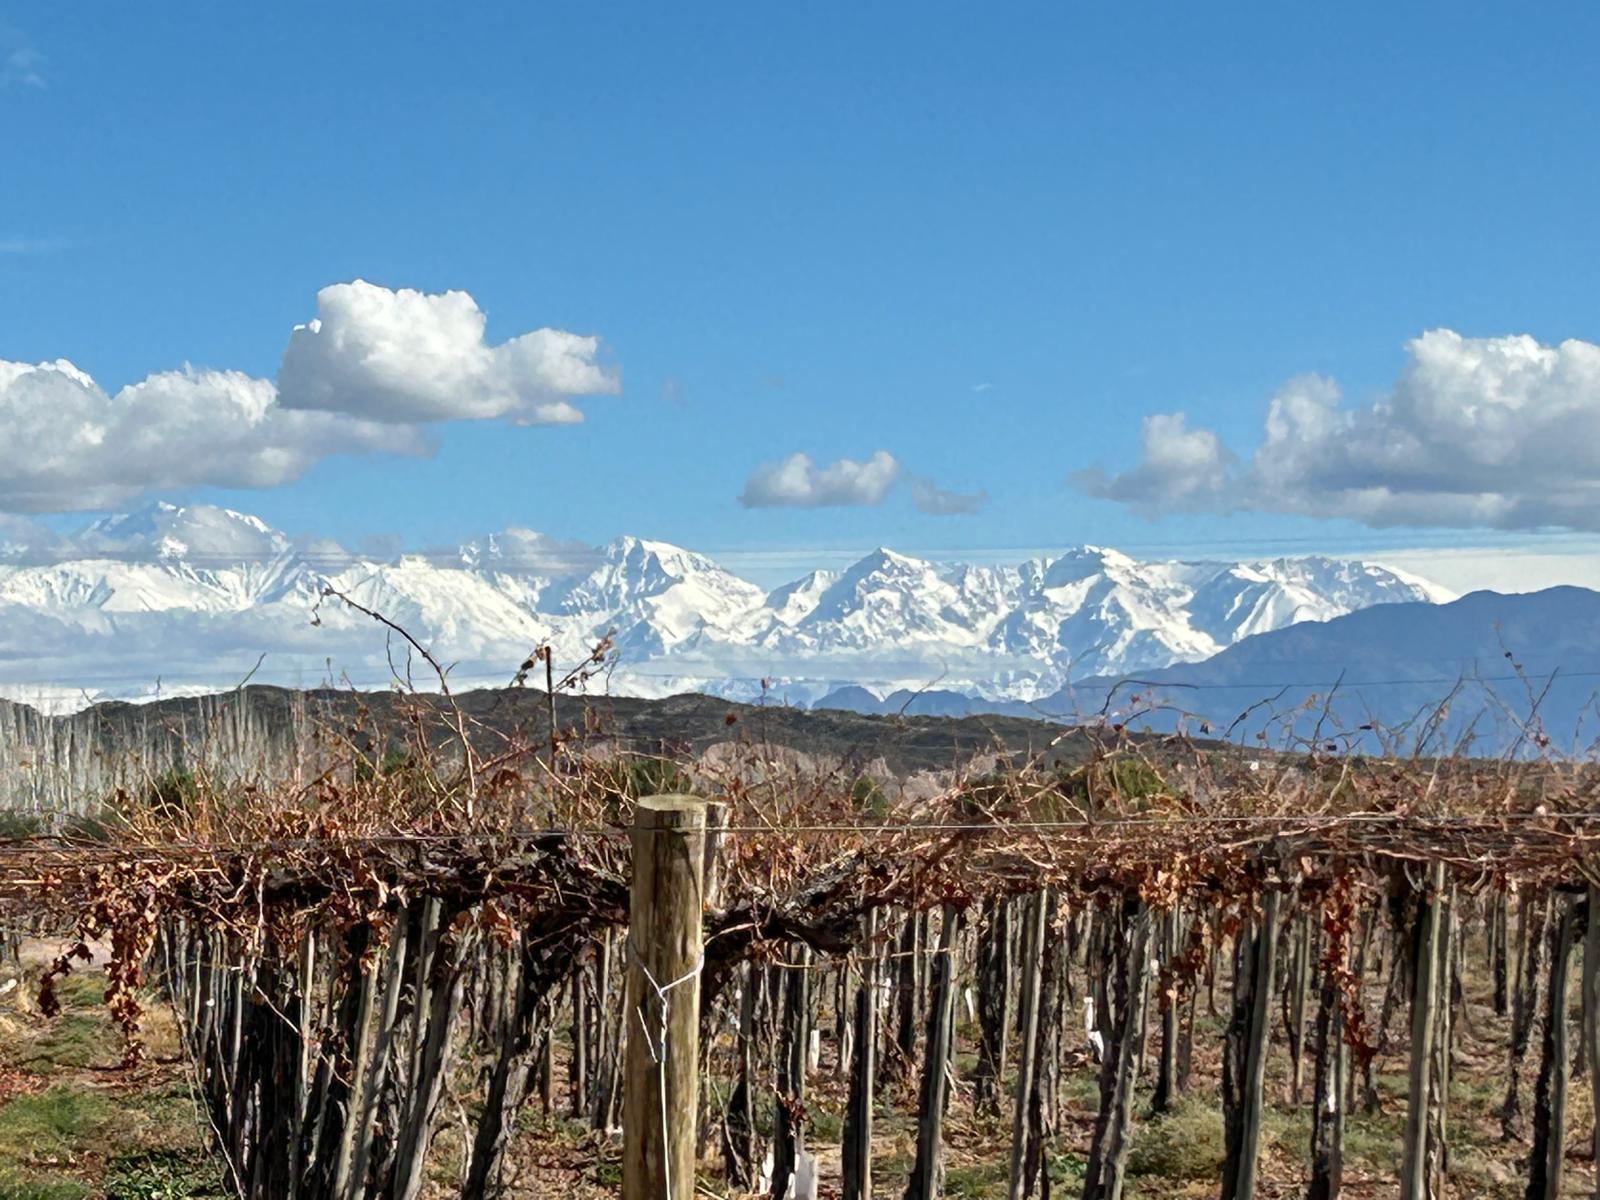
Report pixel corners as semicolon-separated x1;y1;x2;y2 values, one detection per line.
5;3;1600;589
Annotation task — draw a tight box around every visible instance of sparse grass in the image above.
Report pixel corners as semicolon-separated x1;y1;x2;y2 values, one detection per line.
1126;1095;1224;1181
0;1168;93;1200
1061;1071;1102;1109
943;1158;1007;1199
1448;1145;1522;1199
16;1014;115;1071
0;1086;112;1160
103;1149;224;1199
34;972;102;1012
0;957;213;1199
2;972;119;1074
1048;1150;1088;1190
589;1159;623;1188
1342;1104;1404;1168
810;1107;844;1144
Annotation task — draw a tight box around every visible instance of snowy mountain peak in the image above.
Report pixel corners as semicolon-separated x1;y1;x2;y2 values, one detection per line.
765;569;838;626
457;528;597;575
76;501;290;563
1039;545;1137;587
830;546;937;588
601;534;726;577
0;504;1452;710
861;546;922;568
546;536;767;653
1356;561;1457;605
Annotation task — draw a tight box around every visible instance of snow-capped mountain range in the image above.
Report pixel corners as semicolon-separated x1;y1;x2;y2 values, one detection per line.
0;502;1453;712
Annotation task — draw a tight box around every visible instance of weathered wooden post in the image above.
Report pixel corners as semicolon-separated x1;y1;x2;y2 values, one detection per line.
1585;886;1600;1200
1287;913;1313;1105
1426;893;1455;1196
724;962;761;1188
1504;889;1548;1138
842;910;878;1200
1492;890;1510;1017
624;795;709;1200
1236;889;1281;1200
1007;889;1049;1200
1082;897;1154;1200
1307;946;1347;1200
905;904;964;1200
974;899;1011;1116
772;946;812;1200
1528;895;1578;1200
1152;907;1179;1115
1400;863;1445;1200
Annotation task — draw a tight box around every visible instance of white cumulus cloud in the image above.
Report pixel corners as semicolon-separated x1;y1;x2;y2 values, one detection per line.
1;279;622;514
739;451;902;509
1073;412;1232;515
1075;329;1600;532
277;280;619;424
0;359;424;513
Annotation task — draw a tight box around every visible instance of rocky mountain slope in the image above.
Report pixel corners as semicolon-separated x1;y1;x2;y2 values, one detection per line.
1058;586;1600;755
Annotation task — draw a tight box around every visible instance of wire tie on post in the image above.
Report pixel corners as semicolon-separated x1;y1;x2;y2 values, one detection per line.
629;935;703;1200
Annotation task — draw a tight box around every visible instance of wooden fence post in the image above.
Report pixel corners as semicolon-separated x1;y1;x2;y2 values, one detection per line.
1220;887;1282;1200
1585;886;1600;1200
1528;895;1578;1200
772;946;812;1199
1007;889;1048;1200
1238;889;1281;1200
905;904;964;1200
842;910;878;1200
1082;897;1153;1200
1400;863;1445;1200
1152;907;1179;1115
974;899;1011;1116
624;795;709;1200
1307;937;1347;1200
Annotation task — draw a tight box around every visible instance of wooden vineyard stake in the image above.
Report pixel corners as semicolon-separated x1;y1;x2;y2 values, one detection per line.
623;795;709;1200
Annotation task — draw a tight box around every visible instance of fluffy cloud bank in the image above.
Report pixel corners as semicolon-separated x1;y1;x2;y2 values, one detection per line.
0;281;618;513
278;281;618;424
0;360;423;512
1076;330;1600;531
739;451;902;508
1074;412;1231;516
739;450;985;515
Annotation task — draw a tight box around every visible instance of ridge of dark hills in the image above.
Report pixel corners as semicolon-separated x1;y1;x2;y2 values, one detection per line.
7;585;1596;794
0;684;1126;780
